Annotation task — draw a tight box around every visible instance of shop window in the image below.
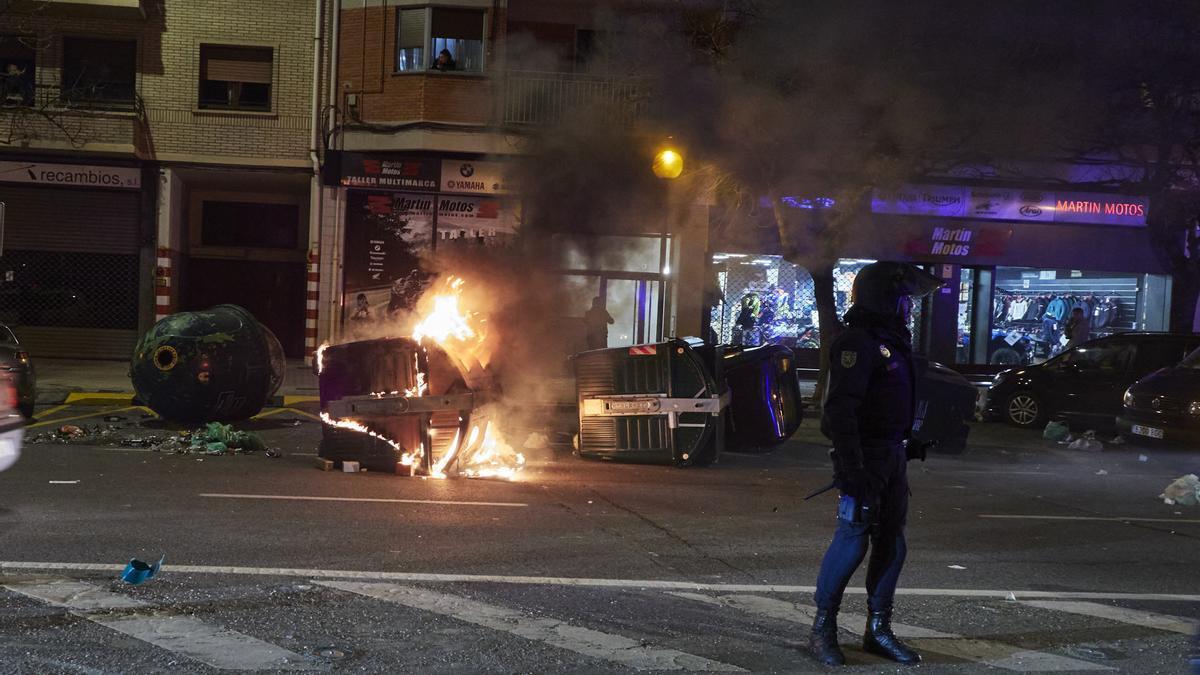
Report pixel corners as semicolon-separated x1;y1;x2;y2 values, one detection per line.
0;35;36;107
199;45;273;111
395;7;486;73
707;255;924;350
200;201;300;249
989;267;1143;367
62;37;136;105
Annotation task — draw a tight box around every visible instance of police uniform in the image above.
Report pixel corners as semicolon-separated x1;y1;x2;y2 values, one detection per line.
816;312;915;613
809;302;929;666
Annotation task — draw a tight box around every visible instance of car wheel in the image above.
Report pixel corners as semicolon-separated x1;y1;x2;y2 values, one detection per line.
990;347;1023;366
1004;391;1046;428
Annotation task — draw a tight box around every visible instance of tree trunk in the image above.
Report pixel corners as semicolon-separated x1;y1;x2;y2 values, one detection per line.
811;265;842;408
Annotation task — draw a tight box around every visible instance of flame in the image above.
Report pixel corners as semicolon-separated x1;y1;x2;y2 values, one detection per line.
409;277;493;370
459;420;526;481
315;342;330;374
319;412;417;466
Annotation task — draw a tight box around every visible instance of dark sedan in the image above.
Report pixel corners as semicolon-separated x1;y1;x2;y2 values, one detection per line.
984;332;1200;429
1118;346;1200;444
0;324;35;418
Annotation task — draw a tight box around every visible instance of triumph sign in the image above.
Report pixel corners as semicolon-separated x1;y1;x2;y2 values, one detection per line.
872;184;1147;227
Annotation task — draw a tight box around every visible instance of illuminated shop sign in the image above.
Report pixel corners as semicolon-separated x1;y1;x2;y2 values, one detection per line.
872;184;1147;227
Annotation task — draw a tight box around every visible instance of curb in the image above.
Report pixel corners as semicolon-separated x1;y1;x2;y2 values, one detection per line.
37;392;321;407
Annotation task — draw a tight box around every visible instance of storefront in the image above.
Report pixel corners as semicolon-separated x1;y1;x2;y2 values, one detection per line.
324;152;520;338
0;158;150;359
707;184;1170;373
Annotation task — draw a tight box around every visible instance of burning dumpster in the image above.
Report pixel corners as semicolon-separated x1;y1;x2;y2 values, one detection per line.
318;336;499;475
721;344;803;452
574;339;729;466
130;304;285;423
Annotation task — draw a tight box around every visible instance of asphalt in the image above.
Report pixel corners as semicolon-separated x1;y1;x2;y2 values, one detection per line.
0;408;1197;672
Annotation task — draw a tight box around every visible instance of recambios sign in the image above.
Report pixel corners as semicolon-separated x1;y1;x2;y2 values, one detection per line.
0;161;141;189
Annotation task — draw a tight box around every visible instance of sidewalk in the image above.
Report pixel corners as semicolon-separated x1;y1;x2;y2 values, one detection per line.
34;358;320;406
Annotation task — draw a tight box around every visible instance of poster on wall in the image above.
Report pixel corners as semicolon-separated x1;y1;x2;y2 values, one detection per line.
436;194;520;248
341;191;435;329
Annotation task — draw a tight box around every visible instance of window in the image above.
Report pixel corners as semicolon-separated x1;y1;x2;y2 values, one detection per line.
199;45;272;111
0;35;36;107
1060;340;1133;372
395;7;485;73
62;37;136;105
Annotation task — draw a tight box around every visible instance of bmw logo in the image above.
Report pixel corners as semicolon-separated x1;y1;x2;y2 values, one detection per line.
459;163;474;177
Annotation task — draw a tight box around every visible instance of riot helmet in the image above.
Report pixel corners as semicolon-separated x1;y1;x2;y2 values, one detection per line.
850;262;944;320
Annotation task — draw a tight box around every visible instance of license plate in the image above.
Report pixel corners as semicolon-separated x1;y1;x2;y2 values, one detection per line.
607;399;660;413
1131;424;1164;439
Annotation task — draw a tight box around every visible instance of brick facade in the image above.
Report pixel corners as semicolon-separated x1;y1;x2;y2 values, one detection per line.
0;1;325;164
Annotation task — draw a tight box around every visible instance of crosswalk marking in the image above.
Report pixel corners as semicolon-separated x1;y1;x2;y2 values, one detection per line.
4;580;319;671
1019;600;1200;636
669;592;1115;672
317;581;745;672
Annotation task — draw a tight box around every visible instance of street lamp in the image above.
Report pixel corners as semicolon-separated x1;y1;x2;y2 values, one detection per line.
652;147;683;179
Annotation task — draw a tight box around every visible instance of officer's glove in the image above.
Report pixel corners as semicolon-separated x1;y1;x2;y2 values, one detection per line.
835;465;882;500
906;440;936;462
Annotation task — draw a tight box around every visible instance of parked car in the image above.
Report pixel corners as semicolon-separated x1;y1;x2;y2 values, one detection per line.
985;332;1200;429
0;323;34;418
0;373;24;472
1117;345;1200;444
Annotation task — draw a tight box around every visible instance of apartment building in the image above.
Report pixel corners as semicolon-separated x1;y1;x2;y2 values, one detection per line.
0;0;332;358
322;0;708;352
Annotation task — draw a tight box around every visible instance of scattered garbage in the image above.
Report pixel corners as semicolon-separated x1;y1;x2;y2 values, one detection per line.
948;564;967;570
104;416;122;423
121;555;164;585
1159;474;1200;506
343;460;361;473
1095;469;1108;476
1042;421;1070;442
1068;437;1104;452
1109;435;1126;445
1138;454;1149;462
58;425;84;438
1005;592;1017;602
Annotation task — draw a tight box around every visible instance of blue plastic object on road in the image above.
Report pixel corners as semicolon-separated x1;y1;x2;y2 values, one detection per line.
121;555;164;585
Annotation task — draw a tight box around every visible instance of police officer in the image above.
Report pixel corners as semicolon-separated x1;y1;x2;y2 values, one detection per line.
809;261;943;667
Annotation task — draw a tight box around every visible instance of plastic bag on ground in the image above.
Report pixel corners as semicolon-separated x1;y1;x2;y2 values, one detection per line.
1067;438;1104;452
1160;474;1200;506
1042;421;1069;442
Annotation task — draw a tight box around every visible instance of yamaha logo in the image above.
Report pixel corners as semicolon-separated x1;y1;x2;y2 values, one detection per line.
459;163;474;178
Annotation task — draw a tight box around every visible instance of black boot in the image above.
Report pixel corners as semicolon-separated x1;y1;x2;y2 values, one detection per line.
863;608;921;664
809;608;845;666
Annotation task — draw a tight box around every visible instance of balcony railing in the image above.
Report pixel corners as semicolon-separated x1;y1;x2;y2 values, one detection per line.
0;83;141;149
502;70;647;126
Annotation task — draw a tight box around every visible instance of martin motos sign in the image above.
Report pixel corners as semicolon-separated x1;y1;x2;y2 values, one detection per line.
0;161;140;189
872;184;1147;227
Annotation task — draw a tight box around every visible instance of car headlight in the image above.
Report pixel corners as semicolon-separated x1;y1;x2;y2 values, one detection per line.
1189;401;1200;416
1123;389;1134;407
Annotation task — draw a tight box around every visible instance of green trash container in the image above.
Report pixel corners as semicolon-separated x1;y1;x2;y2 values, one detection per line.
574;339;729;466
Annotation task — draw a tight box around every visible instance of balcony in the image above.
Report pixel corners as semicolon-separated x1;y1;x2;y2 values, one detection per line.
502;70;647;126
0;84;140;153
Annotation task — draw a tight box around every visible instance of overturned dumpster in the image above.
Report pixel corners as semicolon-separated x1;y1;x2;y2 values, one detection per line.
317;337;501;475
574;339;730;466
721;343;804;452
130;305;285;423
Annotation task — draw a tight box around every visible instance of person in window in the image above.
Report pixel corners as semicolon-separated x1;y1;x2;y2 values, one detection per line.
432;48;456;71
1064;307;1091;350
2;63;29;105
583;296;614;350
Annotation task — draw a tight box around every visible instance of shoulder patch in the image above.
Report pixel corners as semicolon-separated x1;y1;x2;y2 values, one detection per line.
879;344;891;358
840;350;858;368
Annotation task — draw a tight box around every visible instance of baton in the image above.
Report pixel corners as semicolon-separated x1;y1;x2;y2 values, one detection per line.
803;481;837;501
